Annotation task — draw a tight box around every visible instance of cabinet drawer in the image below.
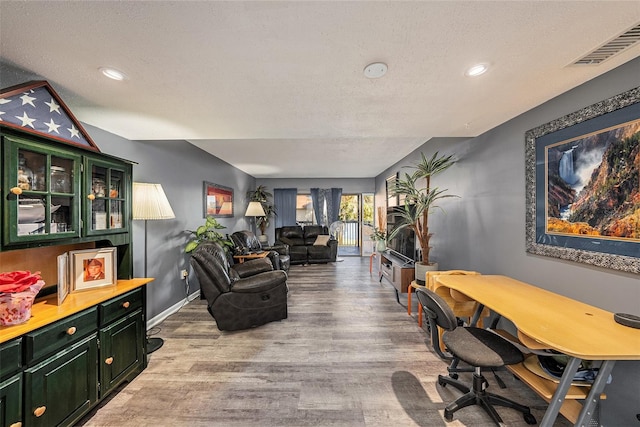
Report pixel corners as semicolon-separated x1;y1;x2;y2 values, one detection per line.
0;338;22;379
24;307;97;365
99;288;142;326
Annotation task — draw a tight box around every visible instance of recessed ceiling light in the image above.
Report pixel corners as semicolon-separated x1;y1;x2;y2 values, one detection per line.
465;63;489;77
99;67;127;81
364;62;388;79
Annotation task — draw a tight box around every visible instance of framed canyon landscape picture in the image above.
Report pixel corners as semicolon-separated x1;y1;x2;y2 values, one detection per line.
525;87;639;273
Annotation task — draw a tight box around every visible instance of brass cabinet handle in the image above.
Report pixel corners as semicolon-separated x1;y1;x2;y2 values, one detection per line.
87;194;95;200
9;422;22;427
10;187;23;195
122;301;130;309
105;357;114;365
33;406;46;417
66;326;77;335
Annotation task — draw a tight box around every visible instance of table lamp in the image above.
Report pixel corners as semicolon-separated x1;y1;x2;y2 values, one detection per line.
133;182;175;354
245;201;266;234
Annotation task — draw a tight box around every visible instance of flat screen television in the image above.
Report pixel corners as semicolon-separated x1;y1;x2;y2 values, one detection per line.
386;207;415;261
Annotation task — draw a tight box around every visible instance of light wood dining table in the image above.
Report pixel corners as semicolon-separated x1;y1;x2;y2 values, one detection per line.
434;274;640;427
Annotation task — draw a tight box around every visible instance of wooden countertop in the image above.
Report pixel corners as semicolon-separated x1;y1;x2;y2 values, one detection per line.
1;278;153;343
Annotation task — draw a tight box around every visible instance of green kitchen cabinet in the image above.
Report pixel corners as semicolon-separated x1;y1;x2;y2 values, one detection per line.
24;335;98;427
99;309;145;397
2;133;82;245
0;373;22;427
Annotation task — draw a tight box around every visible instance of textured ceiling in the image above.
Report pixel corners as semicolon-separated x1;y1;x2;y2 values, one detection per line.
1;1;639;178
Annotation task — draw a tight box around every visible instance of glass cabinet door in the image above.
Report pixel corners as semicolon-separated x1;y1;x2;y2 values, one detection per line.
4;137;81;244
85;158;129;236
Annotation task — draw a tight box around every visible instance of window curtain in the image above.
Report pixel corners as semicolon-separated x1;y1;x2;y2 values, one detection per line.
274;188;297;228
310;188;323;226
327;188;342;225
310;187;342;226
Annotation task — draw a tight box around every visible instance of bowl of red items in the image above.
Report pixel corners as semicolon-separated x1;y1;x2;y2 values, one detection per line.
0;270;45;326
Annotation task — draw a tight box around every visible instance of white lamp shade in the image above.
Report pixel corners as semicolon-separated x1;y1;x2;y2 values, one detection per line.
245;201;266;217
133;183;175;220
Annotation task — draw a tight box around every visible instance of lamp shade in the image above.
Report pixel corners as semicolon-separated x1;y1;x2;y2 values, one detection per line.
132;183;175;220
245;201;266;217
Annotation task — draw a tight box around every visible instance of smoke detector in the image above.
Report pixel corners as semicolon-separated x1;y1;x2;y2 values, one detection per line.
364;62;388;79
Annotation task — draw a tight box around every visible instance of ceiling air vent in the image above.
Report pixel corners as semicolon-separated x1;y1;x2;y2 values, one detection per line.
573;23;640;65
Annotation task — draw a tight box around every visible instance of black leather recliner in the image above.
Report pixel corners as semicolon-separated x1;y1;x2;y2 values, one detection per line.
190;242;288;331
274;225;337;265
230;230;290;272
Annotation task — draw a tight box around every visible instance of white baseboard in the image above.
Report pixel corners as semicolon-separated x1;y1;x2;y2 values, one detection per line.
147;289;201;330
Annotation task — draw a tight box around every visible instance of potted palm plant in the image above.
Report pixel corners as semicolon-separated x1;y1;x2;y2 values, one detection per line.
246;185;277;243
387;151;457;283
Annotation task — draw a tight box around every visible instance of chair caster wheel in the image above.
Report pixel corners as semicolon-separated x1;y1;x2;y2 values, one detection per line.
449;373;458;380
444;409;454;421
524;413;537;424
438;378;447;387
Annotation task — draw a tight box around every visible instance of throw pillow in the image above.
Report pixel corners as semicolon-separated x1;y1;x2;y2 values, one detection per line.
313;235;330;246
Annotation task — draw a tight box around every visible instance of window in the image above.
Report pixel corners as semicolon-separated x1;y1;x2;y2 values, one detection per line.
296;195;317;225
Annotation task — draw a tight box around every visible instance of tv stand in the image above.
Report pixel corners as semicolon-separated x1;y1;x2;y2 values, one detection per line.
379;251;415;303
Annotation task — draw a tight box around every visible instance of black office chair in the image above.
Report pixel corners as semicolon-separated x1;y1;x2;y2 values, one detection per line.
416;287;536;425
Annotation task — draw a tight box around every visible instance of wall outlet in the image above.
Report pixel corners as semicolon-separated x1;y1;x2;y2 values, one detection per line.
181;269;188;279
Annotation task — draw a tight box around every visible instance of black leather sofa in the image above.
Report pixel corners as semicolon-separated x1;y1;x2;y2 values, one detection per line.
190;242;288;331
274;225;337;265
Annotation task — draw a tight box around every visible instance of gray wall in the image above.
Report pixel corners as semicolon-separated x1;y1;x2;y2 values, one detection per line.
375;57;640;425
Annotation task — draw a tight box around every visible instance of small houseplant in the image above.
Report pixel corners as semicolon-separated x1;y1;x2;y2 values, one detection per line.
369;227;387;252
246;185;277;242
388;151;457;282
185;216;234;254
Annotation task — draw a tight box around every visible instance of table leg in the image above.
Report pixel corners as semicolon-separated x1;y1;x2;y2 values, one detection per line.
369;253;377;274
469;303;485;327
407;285;413;315
540;356;582;427
574;359;615;427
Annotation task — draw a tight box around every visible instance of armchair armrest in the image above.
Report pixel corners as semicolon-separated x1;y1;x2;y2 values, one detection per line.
231;270;287;293
232;258;274;278
264;243;289;256
327;238;338;262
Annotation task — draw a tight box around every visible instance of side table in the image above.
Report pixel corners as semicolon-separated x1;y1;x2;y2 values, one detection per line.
233;251;269;263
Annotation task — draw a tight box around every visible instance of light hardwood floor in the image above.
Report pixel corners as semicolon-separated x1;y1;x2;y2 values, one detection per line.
79;257;568;427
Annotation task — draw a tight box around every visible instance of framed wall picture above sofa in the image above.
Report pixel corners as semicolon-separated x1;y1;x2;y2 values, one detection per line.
203;181;233;218
525;86;639;274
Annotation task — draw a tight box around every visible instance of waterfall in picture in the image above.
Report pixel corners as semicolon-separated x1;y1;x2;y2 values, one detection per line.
559;147;579;185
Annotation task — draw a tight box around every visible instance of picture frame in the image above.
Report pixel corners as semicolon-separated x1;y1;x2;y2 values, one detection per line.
57;252;69;305
69;247;117;292
203;181;234;217
386;173;399;207
525;87;640;274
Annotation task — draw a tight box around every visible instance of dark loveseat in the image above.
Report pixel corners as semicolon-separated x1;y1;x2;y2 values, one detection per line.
275;225;337;265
